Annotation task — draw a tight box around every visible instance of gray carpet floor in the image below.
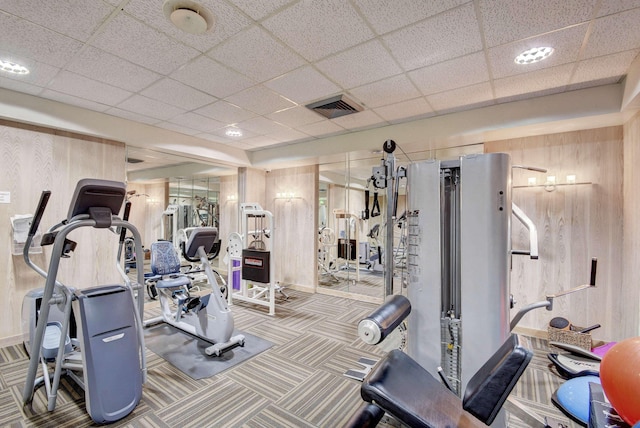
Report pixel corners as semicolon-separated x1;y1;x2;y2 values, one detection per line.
0;289;580;427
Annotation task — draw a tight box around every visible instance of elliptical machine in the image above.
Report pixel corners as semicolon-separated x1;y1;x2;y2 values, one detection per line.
144;227;245;357
21;179;146;424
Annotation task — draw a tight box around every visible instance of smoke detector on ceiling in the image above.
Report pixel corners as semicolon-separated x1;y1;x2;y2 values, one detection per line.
163;0;215;35
306;94;364;119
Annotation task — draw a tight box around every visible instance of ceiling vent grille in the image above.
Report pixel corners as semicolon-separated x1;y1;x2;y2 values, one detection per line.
306;94;363;119
127;157;144;164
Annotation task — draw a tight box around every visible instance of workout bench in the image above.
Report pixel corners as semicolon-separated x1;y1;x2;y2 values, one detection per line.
346;333;533;427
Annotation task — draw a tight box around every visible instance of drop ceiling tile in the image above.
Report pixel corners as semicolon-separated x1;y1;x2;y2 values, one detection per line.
208;25;305;83
117;95;186;121
496;86;566;105
0;12;83;68
494;63;574;99
349;74;421;108
141;78;216;110
354;0;469;35
267;106;324;128
105;107;161;125
262;0;374;61
225;86;295;115
169;112;225;134
0;50;60;86
478;0;597;47
373;97;433;123
426;82;494;112
243;136;282;148
596;0;640;17
0;76;43;96
39;89;110;112
264;66;341;104
582;8;640;59
409;52;489;96
90;13;200;75
67;46;161;92
488;24;587;79
238;116;290;134
571;49;639;84
267;128;310;143
195;101;257;124
383;3;482;71
155;121;202;136
568;76;621;91
197;126;258;142
0;0;114;41
229;0;297;20
48;71;132;105
296;120;346;137
171;56;255;99
331;110;386;131
124;0;252;52
316;40;402;89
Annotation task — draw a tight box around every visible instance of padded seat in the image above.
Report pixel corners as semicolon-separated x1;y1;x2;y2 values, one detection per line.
356;334;532;428
150;241;191;289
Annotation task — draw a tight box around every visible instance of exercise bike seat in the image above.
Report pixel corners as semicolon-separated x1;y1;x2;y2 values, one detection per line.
356;334;532;428
150;241;191;289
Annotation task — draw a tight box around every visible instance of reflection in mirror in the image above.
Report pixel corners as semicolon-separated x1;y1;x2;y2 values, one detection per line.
317;143;483;302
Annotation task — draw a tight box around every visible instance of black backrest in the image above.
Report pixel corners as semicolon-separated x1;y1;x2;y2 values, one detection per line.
462;334;533;425
67;178;126;220
184;227;217;259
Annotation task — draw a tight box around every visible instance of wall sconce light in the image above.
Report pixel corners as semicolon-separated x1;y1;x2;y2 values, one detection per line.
276;192;299;201
527;177;537;186
227;194;237;201
566;174;576;184
544;175;556;192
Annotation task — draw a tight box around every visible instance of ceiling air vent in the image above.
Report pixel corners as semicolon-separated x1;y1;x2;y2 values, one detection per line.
306;94;363;119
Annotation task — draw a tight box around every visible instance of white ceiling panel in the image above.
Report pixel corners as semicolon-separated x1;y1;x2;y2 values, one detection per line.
225;85;295;115
427;82;494;113
267;128;310;143
409;51;489;96
267;106;324;128
297;120;346;138
195;100;257;124
316;40;402;89
349;74;421;108
596;0;640;17
90;13;200;74
171;56;255;99
0;12;83;68
238;116;290;135
264;66;341;104
383;3;483;71
488;24;587;79
0;75;43;96
39;89;111;113
141;78;216;110
208;25;306;83
169;112;225;134
354;0;470;35
206;126;258;141
0;50;59;87
243;136;282;149
124;0;251;52
373;97;434;123
331;110;386;131
582;7;640;59
48;71;132;105
116;95;186;121
494;63;575;99
229;0;297;20
105;107;161;125
571;50;639;85
0;0;114;42
479;0;597;48
262;0;374;61
155;121;202;136
567;76;621;92
67;46;161;92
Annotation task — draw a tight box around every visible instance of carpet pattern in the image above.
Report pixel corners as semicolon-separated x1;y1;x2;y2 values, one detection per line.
1;290;580;427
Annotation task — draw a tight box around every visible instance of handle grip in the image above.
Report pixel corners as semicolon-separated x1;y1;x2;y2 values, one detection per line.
119;201;131;243
28;190;51;237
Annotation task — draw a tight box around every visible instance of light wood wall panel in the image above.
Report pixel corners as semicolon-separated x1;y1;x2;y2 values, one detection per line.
125;182;167;249
0;120;126;345
623;111;640;337
486;126;626;341
218;174;238;272
265;165;318;290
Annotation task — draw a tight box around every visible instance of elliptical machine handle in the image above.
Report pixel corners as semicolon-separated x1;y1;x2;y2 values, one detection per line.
119;201;132;243
28;190;51;238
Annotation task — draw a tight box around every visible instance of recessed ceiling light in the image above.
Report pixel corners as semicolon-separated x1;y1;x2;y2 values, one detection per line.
0;59;29;75
514;47;554;65
225;128;243;137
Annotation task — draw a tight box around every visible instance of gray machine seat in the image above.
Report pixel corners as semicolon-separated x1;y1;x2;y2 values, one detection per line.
347;334;532;427
150;241;191;289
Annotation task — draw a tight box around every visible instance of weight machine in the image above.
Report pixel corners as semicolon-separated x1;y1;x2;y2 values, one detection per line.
227;203;285;316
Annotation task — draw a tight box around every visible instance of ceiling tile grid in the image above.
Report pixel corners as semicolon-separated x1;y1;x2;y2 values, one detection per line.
1;0;640;166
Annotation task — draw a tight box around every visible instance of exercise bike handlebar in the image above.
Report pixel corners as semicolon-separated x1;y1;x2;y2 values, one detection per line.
119;201;132;243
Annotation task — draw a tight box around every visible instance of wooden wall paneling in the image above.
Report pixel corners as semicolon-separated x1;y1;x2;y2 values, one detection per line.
623;111;640;337
486;126;626;341
219;174;238;272
0;121;126;345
